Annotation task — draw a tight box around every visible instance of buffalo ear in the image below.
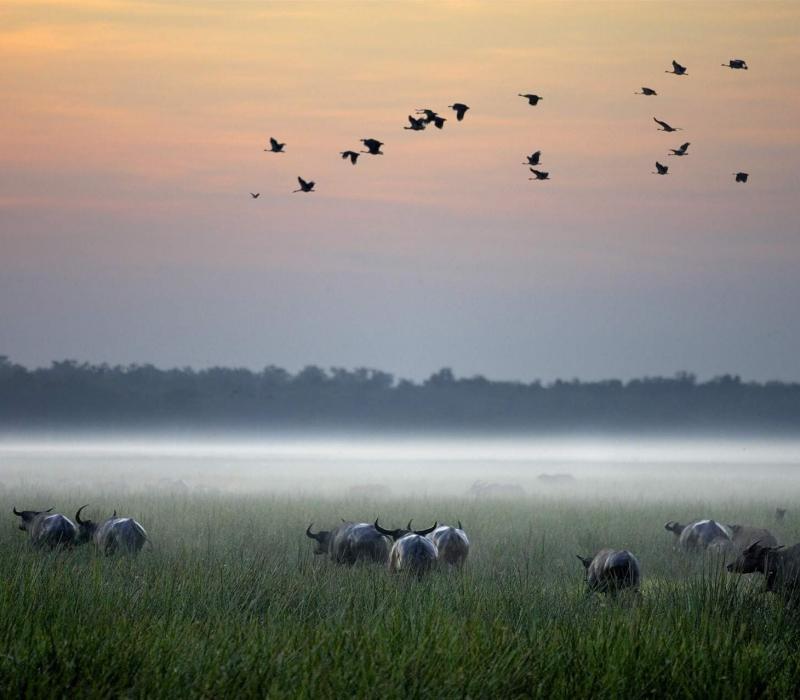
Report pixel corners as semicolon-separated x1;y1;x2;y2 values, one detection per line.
576;555;592;569
457;520;463;530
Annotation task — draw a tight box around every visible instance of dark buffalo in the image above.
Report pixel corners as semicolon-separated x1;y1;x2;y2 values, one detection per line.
665;519;732;551
374;519;438;576
427;522;469;567
577;549;641;594
13;507;77;548
727;541;800;600
305;521;390;565
75;505;148;555
726;524;778;552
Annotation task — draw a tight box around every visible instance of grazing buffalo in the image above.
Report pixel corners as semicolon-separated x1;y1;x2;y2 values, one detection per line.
577;549;641;594
305;521;390;565
374;519;438;576
75;505;149;555
726;524;779;552
427;522;469;567
13;507;77;548
727;541;800;601
665;519;732;551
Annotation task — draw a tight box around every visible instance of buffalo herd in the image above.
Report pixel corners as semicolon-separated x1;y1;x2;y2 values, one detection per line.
10;503;800;602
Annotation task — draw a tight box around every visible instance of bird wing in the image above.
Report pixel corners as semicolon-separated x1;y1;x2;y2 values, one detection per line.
654;117;668;128
672;60;681;71
307;181;315;189
680;142;690;150
298;177;308;188
270;137;279;148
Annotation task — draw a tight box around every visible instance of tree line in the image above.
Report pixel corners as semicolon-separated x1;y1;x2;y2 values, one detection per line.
1;356;798;433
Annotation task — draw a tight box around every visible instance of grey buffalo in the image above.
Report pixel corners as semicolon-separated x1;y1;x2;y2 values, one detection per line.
577;549;641;594
665;519;732;551
305;521;390;565
374;519;438;576
726;524;778;552
13;507;77;548
427;522;469;567
727;541;800;601
75;505;149;555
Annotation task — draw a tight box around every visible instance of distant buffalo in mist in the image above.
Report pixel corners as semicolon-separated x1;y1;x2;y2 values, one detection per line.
577;549;641;594
13;507;77;548
728;541;800;601
75;505;149;555
305;521;390;565
427;522;469;567
374;519;439;577
537;473;576;485
467;480;524;499
776;508;787;524
665;519;732;552
726;524;779;552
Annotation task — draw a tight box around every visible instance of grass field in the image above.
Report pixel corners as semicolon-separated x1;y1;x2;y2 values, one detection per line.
2;440;800;698
2;491;800;698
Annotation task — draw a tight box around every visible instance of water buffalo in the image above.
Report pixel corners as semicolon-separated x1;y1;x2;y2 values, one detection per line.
374;519;438;576
776;508;787;524
75;505;149;555
427;522;469;567
664;519;732;551
727;541;800;601
305;521;390;565
726;524;779;552
577;549;641;594
13;507;77;548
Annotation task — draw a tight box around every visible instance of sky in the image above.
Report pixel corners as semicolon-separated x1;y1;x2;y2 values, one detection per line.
1;0;799;382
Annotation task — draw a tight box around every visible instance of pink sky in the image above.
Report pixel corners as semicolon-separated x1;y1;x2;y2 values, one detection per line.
2;1;799;380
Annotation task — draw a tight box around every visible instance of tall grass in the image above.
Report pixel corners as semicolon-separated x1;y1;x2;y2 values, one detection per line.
1;491;798;698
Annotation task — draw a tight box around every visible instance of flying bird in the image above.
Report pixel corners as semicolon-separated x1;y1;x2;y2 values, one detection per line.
653;162;669;175
250;192;260;198
668;142;690;156
519;93;543;106
522;151;542;166
723;59;748;70
734;172;749;183
635;87;658;96
529;168;550;180
360;138;384;155
416;109;438;123
448;103;469;121
666;60;688;75
431;115;446;129
292;177;315;193
265;137;285;153
340;150;360;165
654;117;682;132
404;115;426;131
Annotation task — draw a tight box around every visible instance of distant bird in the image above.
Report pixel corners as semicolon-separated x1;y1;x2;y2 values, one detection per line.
666;60;688;75
519;93;543;106
653;161;669;175
360;138;384;155
404;115;426;131
668;142;691;156
529;168;550;180
734;172;749;183
265;137;285;153
416;109;438;123
635;87;658;96
654;117;682;132
448;103;469;121
723;59;748;70
250;192;260;198
292;177;315;193
522;151;542;166
431;115;446;129
340;150;360;165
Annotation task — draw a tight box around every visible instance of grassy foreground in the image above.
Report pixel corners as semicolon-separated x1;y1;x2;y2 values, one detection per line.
2;491;799;698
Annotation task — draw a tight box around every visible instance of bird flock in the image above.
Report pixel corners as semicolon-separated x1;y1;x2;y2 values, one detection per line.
250;58;750;198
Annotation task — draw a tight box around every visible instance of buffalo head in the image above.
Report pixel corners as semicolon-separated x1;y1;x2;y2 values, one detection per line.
74;504;99;544
12;506;52;531
305;523;331;555
374;518;438;541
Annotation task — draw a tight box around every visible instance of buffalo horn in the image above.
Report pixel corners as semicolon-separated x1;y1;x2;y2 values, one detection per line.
413;521;438;536
75;504;89;525
12;506;22;516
